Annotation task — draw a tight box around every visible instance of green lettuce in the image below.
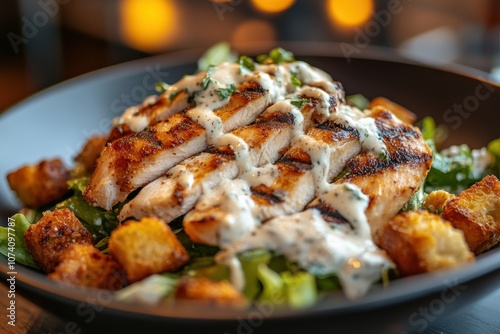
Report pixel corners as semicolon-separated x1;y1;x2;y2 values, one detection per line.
239;249;272;300
197;41;236;72
56;177;119;241
420;117;494;194
488;138;500;177
256;264;317;308
346;94;369;110
0;214;39;269
114;274;178;303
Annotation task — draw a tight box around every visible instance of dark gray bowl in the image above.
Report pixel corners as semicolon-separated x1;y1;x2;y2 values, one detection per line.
1;43;500;334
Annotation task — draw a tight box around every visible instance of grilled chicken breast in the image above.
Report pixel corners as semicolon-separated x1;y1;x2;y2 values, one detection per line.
108;90;190;142
183;110;369;245
84;82;270;210
118;94;339;222
183;107;432;247
307;108;433;244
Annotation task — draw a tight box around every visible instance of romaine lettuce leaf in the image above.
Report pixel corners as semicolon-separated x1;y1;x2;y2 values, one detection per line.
0;214;39;269
256;263;318;308
420;117;493;194
239;249;272;300
114;274;178;303
488;138;500;177
56;177;119;240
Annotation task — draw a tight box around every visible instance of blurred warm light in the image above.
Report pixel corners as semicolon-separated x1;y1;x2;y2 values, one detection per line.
251;0;295;14
120;0;177;52
231;20;277;52
327;0;373;27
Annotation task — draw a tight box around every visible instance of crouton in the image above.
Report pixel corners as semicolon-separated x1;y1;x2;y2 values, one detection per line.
378;210;474;277
368;97;416;124
49;244;127;290
441;175;500;254
175;277;245;305
7;158;71;208
109;217;189;283
424;190;455;214
74;135;107;174
24;208;94;273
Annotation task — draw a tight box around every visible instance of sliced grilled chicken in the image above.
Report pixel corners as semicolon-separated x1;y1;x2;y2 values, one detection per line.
183;109;372;245
84;82;270;210
118;98;325;222
251;123;362;221
108;90;190;142
307;108;433;244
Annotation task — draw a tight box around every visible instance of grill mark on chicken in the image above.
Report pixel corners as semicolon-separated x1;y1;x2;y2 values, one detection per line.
118;97;334;222
251;188;284;205
307;109;433;243
84;81;269;209
250;128;361;214
109;91;191;142
157;106;431;251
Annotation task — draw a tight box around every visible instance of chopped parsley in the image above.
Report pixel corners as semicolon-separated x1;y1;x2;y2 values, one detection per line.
344;184;365;201
378;148;389;161
201;65;215;90
155;82;169;94
290;98;311;110
215;83;237;100
291;71;302;87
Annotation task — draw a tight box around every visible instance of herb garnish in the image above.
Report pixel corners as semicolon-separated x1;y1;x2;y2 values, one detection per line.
291;71;302;87
201;65;215;90
290;98;310;110
155;82;168;94
215;83;237;100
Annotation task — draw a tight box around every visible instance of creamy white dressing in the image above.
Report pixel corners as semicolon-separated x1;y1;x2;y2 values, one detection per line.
262;100;305;137
194;179;259;246
317;183;371;239
297;86;331;119
241;163;279;188
216;209;393;299
331;105;387;157
216;134;252;174
116;95;158;132
294;134;331;192
288;61;341;94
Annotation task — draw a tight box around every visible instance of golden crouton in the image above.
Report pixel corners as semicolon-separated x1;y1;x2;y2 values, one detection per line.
24;208;94;273
368;97;416;124
378;210;474;277
74;135;107;174
7;158;70;208
49;244;127;290
441;175;500;254
175;277;245;305
109;217;189;283
424;190;455;214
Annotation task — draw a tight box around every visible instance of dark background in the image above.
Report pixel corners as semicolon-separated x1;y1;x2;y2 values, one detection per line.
1;0;499;112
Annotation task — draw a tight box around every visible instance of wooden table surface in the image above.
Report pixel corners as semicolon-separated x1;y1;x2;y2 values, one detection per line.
1;283;500;334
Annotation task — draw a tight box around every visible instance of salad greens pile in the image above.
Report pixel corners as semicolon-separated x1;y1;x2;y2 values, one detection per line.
401;117;500;211
1;43;500;309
